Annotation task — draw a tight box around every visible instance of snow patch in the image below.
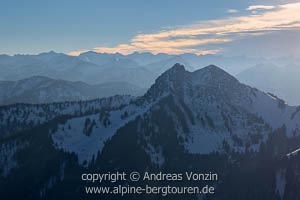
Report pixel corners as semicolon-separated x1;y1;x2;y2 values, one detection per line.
52;104;150;165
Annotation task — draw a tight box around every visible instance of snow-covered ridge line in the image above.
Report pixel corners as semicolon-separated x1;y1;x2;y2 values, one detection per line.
287;148;300;158
0;95;134;138
249;89;300;136
138;64;300;156
156;64;300;136
0;94;132;109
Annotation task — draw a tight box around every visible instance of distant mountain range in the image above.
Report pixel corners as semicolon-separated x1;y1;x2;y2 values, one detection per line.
1;51;299;105
1;64;300;199
0;51;155;88
0;76;145;105
237;64;300;106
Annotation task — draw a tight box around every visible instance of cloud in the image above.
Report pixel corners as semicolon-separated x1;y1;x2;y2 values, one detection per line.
68;2;300;56
247;5;276;11
68;49;89;56
227;9;239;14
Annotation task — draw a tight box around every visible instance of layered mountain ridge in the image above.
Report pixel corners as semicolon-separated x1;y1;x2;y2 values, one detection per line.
0;76;144;105
1;64;300;200
2;51;300;105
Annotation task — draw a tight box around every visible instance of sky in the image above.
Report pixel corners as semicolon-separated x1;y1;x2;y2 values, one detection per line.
0;0;300;58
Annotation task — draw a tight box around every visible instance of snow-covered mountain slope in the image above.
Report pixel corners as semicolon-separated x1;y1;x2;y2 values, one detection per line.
48;64;300;165
148;64;300;135
1;63;300;166
0;76;144;105
2;63;300;199
52;103;152;165
129;64;298;158
0;95;133;138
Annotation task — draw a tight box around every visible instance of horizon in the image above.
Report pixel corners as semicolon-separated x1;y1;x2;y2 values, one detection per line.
1;50;300;60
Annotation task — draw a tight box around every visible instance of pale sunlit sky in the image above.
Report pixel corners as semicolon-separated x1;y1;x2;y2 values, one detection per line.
1;0;300;58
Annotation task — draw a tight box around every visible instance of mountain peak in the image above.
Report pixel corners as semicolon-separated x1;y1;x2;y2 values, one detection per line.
168;63;186;72
205;64;219;69
36;51;65;59
157;63;186;82
191;64;239;86
38;51;59;56
143;63;187;100
144;63;242;102
197;64;228;75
